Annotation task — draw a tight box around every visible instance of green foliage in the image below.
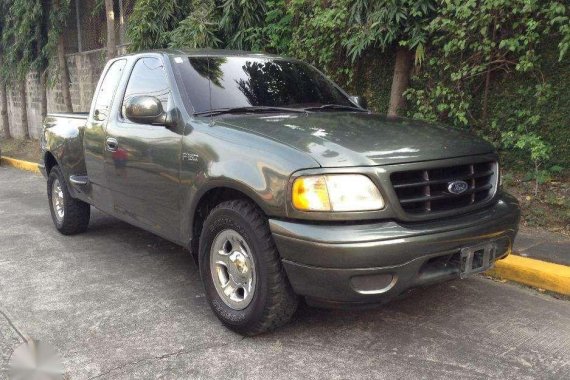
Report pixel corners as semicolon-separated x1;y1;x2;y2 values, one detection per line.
0;0;71;84
406;0;549;125
343;0;435;63
127;0;190;51
497;84;552;164
45;1;71;68
287;1;351;80
219;0;267;50
168;3;221;49
2;0;43;81
349;50;393;114
404;0;570;178
122;0;570;176
545;1;570;61
256;1;292;53
406;83;471;126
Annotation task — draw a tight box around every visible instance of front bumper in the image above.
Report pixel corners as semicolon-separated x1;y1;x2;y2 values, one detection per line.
270;192;520;307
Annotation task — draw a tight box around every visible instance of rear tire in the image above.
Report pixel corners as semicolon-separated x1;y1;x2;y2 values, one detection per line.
199;199;298;335
47;166;90;235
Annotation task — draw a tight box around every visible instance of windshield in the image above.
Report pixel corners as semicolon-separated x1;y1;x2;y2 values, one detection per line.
173;56;354;114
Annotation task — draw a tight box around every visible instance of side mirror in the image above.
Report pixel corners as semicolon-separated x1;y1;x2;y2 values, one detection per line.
349;95;368;109
124;95;167;125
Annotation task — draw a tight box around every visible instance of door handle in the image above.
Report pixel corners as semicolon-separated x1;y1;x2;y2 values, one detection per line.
94;109;107;121
106;137;119;152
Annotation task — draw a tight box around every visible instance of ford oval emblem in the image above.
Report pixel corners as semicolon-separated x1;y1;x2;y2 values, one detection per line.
448;180;469;195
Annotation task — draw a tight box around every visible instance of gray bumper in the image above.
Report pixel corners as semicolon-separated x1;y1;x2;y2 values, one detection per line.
270;193;520;306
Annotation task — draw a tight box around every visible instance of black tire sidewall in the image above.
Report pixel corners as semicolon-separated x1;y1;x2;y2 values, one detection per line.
199;206;271;330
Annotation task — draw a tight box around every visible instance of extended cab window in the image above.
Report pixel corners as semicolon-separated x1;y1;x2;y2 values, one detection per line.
122;57;170;118
93;59;126;120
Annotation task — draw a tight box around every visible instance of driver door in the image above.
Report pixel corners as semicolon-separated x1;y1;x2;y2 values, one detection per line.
104;56;183;242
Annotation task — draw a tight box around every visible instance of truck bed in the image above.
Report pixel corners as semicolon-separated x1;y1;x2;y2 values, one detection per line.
47;112;89;120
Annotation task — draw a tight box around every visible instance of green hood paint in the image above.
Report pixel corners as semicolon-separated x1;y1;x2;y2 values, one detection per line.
217;112;495;167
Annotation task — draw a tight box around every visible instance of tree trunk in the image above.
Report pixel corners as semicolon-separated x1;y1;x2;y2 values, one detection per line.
105;0;116;60
39;70;48;120
57;35;73;112
0;55;10;138
1;81;10;139
19;82;29;139
388;47;413;117
118;0;125;45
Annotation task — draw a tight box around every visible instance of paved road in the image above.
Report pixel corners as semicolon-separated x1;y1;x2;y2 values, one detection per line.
0;166;569;379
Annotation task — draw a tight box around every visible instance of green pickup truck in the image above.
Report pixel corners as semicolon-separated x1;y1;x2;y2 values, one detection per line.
40;49;520;335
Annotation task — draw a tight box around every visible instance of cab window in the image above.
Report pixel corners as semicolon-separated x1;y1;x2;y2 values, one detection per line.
122;57;170;119
93;59;126;120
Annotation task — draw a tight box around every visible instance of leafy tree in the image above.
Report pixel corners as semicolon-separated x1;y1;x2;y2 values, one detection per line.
51;0;73;112
546;1;570;61
287;1;351;81
123;0;570;177
127;0;191;51
0;0;10;138
405;0;570;186
169;2;221;49
493;85;553;195
219;0;267;50
343;0;436;116
0;0;72;137
1;0;41;138
406;0;570;127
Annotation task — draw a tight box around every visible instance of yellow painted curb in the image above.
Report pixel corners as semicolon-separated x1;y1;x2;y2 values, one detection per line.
0;156;40;173
486;254;570;295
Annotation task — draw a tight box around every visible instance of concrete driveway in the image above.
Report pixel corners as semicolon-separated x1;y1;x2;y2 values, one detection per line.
0;166;569;379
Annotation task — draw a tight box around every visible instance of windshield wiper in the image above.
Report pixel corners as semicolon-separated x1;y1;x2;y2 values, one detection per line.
303;104;367;112
193;106;306;117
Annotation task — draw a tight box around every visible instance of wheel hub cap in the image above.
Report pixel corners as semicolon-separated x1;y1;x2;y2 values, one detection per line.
210;229;256;310
229;251;249;276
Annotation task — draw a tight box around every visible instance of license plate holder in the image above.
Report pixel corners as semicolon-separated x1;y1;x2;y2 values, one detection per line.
459;242;498;279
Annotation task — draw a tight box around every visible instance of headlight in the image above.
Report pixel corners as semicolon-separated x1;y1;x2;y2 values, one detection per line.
292;174;384;212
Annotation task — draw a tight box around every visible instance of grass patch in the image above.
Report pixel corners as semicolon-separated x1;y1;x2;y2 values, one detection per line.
0;138;41;162
503;169;569;235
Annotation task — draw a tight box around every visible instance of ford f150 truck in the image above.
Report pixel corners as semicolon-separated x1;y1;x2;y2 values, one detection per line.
40;49;520;335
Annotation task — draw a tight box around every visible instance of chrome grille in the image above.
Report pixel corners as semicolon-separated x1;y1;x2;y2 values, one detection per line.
390;161;498;214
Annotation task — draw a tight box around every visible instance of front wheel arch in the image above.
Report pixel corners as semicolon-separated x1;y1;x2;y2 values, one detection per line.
189;185;268;259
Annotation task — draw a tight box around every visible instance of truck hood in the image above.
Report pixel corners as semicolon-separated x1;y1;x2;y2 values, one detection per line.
217;112;495;167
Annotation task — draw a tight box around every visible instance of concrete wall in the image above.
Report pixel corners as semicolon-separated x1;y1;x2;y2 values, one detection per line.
2;48;106;139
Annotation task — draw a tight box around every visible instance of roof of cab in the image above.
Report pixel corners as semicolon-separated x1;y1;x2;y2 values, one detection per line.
119;48;285;60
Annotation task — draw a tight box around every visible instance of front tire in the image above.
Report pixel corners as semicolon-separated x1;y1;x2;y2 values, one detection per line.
199;199;298;335
47;166;90;235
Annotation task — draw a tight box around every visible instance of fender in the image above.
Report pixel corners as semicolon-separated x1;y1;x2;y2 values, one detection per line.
181;172;287;251
40;113;89;201
178;123;321;249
